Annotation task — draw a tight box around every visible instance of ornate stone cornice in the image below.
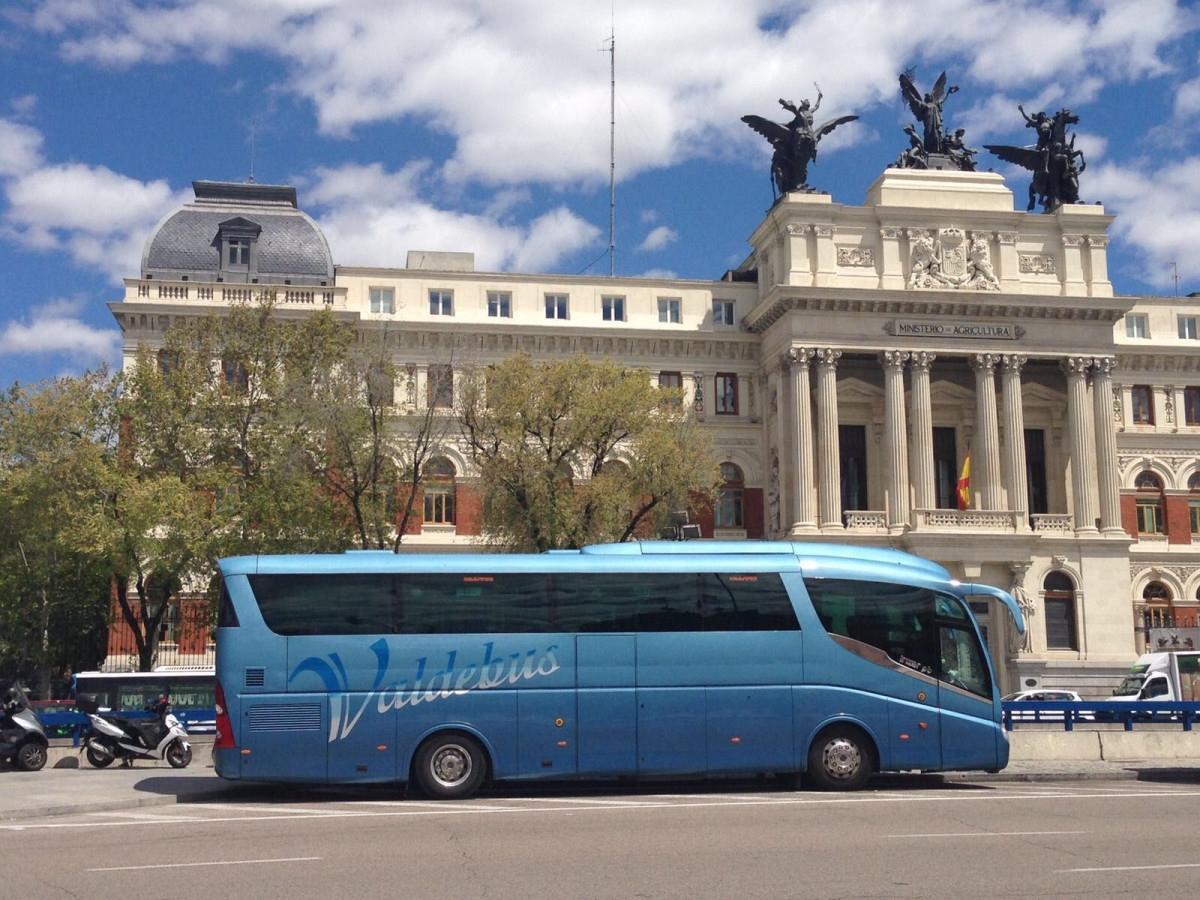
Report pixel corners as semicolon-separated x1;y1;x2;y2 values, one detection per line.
743;289;1128;334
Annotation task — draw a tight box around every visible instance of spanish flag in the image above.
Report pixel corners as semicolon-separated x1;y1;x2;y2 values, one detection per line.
956;453;971;510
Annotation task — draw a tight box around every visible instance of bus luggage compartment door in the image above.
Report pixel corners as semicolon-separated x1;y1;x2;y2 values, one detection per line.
576;635;637;775
240;693;328;782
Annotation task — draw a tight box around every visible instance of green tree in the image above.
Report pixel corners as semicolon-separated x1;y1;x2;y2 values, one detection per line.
0;372;120;692
458;353;719;551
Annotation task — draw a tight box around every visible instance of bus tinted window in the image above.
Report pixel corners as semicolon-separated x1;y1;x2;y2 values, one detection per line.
248;571;798;635
805;578;939;676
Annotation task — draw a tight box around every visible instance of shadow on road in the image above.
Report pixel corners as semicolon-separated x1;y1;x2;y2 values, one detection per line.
1132;767;1200;784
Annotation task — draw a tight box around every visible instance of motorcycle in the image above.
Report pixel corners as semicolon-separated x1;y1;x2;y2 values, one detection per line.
79;694;192;769
0;682;49;771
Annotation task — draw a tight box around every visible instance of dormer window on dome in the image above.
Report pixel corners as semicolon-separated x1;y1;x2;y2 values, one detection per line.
216;217;262;279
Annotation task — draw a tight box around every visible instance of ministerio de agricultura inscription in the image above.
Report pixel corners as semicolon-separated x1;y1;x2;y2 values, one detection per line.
883;318;1024;340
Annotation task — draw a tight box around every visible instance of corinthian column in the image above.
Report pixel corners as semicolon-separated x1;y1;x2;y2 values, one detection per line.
814;349;843;531
909;352;936;510
881;351;910;530
999;354;1029;527
1062;357;1099;534
1091;356;1123;533
970;354;1003;510
785;348;817;532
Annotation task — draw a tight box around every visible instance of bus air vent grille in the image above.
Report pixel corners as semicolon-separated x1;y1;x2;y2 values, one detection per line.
248;704;322;732
245;667;265;687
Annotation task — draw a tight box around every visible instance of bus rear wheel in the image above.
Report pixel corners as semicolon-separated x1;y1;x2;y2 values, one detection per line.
807;725;874;791
414;733;487;800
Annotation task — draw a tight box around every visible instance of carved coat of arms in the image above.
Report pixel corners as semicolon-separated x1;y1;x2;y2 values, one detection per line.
908;228;1000;291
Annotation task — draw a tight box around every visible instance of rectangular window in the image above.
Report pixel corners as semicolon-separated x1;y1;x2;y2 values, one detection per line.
658;297;681;324
1190;500;1200;536
1137;497;1164;534
545;294;569;319
369;287;395;314
1186;388;1200;426
427;365;453;409
424;486;456;525
429;289;453;316
1180;316;1199;340
658;371;682;409
227;240;250;266
713;299;735;326
933;427;958;510
839;424;868;512
602;296;625;321
1131;385;1154;424
1126;314;1148;338
715;488;744;528
1024;429;1049;515
1044;597;1078;650
715;373;738;415
487;291;512;318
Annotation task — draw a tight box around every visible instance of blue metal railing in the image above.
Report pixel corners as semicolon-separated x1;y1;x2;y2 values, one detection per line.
34;709;216;745
1003;700;1200;732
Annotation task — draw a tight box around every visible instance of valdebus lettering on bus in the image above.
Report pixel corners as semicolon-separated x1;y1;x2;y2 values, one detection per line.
290;639;561;742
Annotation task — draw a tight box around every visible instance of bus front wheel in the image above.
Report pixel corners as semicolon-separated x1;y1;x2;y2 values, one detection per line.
807;725;874;791
414;733;487;800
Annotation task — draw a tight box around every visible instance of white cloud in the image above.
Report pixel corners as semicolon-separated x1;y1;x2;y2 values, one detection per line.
1;159;187;282
307;162;600;273
0;297;120;359
20;1;1195;189
0;118;44;178
1175;76;1200;120
638;225;678;252
1088;157;1200;288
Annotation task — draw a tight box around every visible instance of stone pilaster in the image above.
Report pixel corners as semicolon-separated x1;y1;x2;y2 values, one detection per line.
878;227;905;290
996;231;1019;289
784;348;817;533
881;350;910;531
1061;234;1086;295
786;224;814;287
909;351;936;510
970;353;1003;510
999;354;1029;528
813;225;838;287
1090;356;1123;534
1063;357;1099;534
814;348;843;531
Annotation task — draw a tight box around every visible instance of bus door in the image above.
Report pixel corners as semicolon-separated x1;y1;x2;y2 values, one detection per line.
575;634;637;775
935;608;999;769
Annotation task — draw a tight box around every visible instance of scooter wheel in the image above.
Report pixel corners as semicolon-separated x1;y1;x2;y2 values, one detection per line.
166;740;192;769
16;741;47;772
86;742;115;768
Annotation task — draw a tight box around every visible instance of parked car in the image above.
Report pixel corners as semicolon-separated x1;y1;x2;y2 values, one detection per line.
1002;689;1093;721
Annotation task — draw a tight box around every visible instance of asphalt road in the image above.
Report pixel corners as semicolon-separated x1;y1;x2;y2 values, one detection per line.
4;777;1200;899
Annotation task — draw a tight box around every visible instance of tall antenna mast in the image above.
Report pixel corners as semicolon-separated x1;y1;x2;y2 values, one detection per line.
1168;260;1180;298
606;29;616;277
248;119;257;184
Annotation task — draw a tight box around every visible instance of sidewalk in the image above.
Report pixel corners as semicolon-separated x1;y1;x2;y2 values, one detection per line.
2;758;1198;823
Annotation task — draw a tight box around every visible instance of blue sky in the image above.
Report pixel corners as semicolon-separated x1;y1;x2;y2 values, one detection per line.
0;0;1198;388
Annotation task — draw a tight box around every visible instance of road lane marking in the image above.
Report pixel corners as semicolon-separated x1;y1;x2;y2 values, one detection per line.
9;787;1200;831
889;830;1088;838
1059;863;1200;873
88;857;321;872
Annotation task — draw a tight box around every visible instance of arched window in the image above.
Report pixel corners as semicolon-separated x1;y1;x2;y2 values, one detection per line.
1043;571;1078;650
1143;580;1174;629
716;463;744;528
1135;471;1164;534
423;457;456;525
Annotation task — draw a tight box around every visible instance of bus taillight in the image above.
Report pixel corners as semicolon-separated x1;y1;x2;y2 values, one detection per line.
213;680;236;750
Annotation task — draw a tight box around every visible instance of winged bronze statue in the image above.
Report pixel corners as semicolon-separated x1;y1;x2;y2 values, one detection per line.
898;69;959;156
985;107;1083;212
742;91;858;199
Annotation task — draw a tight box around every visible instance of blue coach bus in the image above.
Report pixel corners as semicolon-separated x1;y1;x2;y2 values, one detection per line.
213;541;1023;798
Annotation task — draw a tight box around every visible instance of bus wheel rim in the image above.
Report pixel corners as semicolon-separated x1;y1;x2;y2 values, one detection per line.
822;738;861;779
430;743;471;787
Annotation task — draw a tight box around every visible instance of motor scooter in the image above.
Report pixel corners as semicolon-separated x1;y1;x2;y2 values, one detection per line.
79;694;192;768
0;681;49;771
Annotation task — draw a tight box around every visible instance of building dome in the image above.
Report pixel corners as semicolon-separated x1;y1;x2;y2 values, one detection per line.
140;181;334;286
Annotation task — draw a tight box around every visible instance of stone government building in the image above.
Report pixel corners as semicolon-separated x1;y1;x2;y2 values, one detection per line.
108;170;1200;697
